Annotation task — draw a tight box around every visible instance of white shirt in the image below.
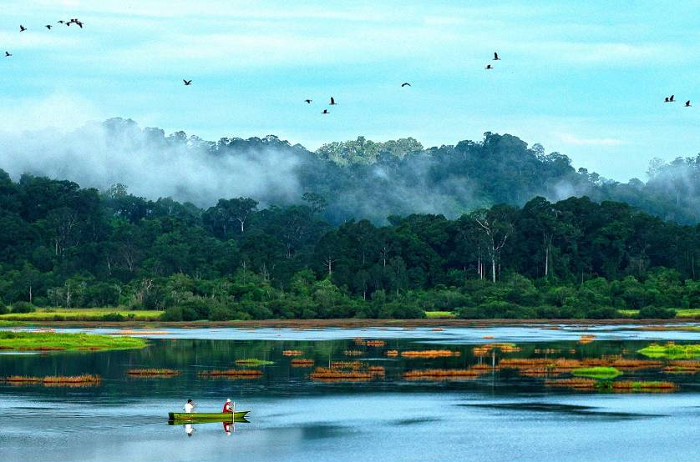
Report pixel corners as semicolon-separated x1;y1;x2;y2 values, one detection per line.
184;402;194;413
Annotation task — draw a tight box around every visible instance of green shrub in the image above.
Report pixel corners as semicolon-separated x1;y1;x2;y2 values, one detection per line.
637;306;676;319
11;302;35;313
101;313;126;322
0;305;8;315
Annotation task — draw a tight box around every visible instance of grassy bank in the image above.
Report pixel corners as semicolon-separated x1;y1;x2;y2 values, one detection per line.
0;332;148;351
0;308;163;322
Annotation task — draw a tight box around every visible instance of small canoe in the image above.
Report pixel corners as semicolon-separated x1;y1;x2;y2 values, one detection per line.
168;411;250;423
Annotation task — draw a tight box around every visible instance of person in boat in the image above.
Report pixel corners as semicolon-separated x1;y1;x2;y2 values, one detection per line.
183;399;195;413
222;398;234;413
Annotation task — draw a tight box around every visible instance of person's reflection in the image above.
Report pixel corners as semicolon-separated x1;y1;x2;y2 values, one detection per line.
185;423;196;437
223;421;232;436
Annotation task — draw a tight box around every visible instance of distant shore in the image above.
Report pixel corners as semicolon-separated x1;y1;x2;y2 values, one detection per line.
2;318;697;330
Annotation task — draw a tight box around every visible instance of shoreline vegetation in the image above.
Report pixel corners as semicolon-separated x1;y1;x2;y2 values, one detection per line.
0;332;148;351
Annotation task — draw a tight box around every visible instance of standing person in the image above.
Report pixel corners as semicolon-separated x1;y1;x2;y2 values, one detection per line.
222;398;233;413
184;399;195;413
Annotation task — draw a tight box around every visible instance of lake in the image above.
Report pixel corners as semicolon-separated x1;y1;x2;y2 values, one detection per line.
1;325;698;462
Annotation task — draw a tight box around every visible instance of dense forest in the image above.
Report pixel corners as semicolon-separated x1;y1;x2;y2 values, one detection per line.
0;169;698;319
4;118;700;225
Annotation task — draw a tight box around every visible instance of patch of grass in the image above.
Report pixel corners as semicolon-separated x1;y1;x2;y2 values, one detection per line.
0;332;147;351
234;359;275;366
0;308;163;321
2;374;101;387
127;369;179;377
617;309;639;317
676;309;700;317
638;343;700;359
572;367;622;379
424;311;456;319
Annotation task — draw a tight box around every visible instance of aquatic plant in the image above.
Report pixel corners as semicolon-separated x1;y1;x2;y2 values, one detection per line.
234;359;275;366
127;369;179;377
638;343;700;359
365;340;386;347
611;381;677;392
282;350;304;356
571;367;622;379
290;359;315;367
578;335;596;344
310;367;372;380
544;378;597;389
385;350;399;357
2;374;101;386
403;368;487;380
198;369;263;378
401;350;460;358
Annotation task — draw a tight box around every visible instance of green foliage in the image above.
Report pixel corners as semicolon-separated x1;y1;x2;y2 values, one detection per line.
572;367;622;379
11;301;35;313
0;331;147;351
637;306;676;319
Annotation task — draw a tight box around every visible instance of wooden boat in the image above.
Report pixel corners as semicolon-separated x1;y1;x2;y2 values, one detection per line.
168;411;250;424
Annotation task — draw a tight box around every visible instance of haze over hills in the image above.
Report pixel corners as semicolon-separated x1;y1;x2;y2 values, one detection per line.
1;117;698;224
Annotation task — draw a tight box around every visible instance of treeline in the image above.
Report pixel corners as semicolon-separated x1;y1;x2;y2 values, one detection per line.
0;171;699;319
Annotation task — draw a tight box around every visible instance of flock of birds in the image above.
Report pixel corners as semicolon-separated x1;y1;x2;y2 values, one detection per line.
5;18;84;57
3;23;693;113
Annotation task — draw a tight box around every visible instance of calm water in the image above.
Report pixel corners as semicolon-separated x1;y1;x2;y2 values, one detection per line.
1;325;698;462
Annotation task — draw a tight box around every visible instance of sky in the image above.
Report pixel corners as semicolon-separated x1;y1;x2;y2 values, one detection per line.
0;0;698;181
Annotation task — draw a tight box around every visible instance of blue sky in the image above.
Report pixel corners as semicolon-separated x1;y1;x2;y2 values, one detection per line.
1;0;698;181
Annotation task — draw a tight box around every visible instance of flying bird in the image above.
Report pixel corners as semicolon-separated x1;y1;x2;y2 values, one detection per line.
686;100;692;107
669;94;675;102
4;51;11;57
485;64;493;70
329;97;337;105
183;79;192;86
305;99;312;104
401;82;411;87
322;109;329;114
664;97;669;103
45;25;52;30
493;52;500;60
58;20;65;24
20;25;27;32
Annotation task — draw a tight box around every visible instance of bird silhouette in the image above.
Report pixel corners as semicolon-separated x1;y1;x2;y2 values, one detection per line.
329;97;337;105
485;64;493;70
45;25;52;30
322;109;330;114
401;82;411;87
4;51;11;57
493;52;500;60
20;25;27;32
686;100;692;107
58;20;65;24
669;94;675;102
305;99;312;104
183;80;192;86
664;97;670;103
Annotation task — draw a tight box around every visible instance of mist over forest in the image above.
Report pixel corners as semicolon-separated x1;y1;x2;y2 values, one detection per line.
1;117;699;224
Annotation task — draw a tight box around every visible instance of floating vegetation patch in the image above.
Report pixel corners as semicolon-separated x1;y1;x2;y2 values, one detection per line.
545;378;597;390
368;366;386;377
662;360;699;374
290;359;314;367
365;340;386;347
578;335;596;344
473;343;521;356
344;350;363;356
198;369;263;379
0;332;147;352
610;359;662;369
234;359;275;366
572;367;622;379
127;369;179;377
353;338;366;346
403;368;487;381
638;343;700;359
282;350;304;356
386;350;399;357
330;361;364;370
401;350;461;358
310;367;372;381
610;381;677;392
2;374;101;387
